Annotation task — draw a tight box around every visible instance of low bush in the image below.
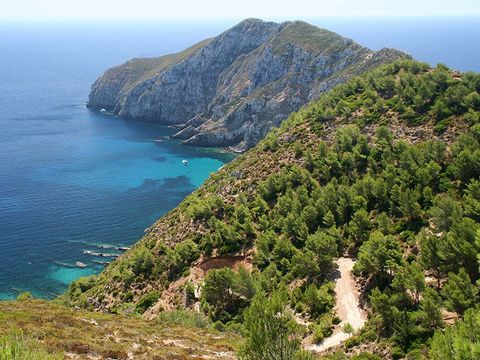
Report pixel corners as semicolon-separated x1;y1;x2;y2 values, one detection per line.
156;310;211;328
135;291;160;313
0;331;62;359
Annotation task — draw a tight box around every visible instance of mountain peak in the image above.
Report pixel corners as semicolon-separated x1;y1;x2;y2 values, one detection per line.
219;18;281;39
236;17;268;26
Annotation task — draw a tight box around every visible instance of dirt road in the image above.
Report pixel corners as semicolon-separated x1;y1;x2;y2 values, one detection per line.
308;257;366;353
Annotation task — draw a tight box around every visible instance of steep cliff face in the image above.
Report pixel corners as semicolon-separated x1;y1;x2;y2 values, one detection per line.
88;19;408;151
87;39;213;112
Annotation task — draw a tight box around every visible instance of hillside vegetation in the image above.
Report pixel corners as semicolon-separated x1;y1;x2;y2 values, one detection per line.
63;59;480;358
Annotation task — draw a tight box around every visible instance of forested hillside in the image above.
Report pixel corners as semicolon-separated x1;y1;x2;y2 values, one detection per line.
61;60;480;358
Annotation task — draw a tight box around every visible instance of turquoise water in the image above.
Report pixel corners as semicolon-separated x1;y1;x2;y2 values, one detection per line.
0;18;479;300
0;22;234;299
0;108;234;300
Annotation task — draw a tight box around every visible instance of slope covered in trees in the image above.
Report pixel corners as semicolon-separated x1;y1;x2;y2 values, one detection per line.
64;60;480;358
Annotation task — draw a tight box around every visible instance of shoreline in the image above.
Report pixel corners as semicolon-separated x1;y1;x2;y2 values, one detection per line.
88;107;243;156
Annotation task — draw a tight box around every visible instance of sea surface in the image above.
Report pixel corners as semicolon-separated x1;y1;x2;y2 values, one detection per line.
0;17;479;300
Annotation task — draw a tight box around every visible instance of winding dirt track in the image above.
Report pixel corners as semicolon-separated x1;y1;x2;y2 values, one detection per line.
308;257;367;353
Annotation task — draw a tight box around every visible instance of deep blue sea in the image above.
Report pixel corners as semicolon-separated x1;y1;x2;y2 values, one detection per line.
0;17;479;300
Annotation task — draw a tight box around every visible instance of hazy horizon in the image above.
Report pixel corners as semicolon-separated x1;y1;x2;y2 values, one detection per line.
2;14;480;23
2;0;480;20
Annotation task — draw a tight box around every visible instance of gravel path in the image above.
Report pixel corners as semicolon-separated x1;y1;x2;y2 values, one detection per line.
308;257;366;353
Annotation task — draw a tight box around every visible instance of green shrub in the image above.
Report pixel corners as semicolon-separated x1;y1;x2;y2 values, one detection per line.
67;275;97;302
312;324;326;343
16;292;33;301
351;353;381;360
430;307;480;359
0;331;62;359
344;335;361;349
303;283;335;319
188;195;224;220
311;313;334;343
135;291;160;313
238;292;303;360
184;282;195;306
201;267;253;323
129;247;154;276
156;310;211;328
122;291;133;302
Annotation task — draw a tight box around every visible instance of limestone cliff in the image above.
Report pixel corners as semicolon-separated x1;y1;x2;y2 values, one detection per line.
88;19;408;151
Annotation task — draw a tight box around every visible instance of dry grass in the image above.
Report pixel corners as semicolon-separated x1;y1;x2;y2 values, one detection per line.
0;300;239;359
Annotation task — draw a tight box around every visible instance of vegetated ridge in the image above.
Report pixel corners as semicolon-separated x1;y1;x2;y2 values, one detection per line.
87;18;407;151
64;59;480;359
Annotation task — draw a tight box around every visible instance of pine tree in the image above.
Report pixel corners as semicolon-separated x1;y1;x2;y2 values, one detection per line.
238;292;303;360
349;208;371;246
420;233;444;291
442;268;478;315
355;231;403;282
392;262;425;306
430;308;480;359
417;287;444;334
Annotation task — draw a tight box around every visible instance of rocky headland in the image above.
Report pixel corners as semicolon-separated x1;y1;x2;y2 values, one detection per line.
88;19;408;151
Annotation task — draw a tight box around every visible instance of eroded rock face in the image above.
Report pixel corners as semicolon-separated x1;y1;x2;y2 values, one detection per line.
88;19;408;151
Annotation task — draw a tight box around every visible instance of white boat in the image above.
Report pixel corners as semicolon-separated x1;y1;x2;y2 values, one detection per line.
182;159;188;165
76;261;87;268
